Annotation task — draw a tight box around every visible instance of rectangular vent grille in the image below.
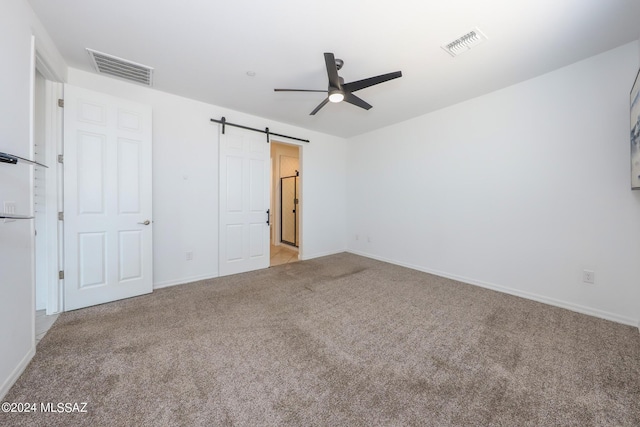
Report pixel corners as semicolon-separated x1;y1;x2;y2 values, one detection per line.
86;48;153;86
441;28;487;57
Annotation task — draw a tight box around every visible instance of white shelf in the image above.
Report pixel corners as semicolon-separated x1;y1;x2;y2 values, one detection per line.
1;150;46;220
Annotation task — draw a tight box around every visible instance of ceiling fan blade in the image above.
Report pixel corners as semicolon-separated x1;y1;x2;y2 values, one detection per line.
342;71;402;93
343;92;372;110
310;98;329;115
324;52;341;89
274;89;327;92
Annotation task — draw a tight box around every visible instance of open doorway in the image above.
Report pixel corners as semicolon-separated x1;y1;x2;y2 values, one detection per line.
34;69;48;315
33;68;59;341
270;141;301;267
33;59;63;341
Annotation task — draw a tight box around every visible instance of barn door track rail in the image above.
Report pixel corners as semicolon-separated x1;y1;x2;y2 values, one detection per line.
210;117;310;143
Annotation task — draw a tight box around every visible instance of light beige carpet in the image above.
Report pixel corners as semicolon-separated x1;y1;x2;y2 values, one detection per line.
3;253;640;426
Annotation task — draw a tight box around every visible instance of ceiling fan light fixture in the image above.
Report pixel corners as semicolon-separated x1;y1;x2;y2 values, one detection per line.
328;89;344;103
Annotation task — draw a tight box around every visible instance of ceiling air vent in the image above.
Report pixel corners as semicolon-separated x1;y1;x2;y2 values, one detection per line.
86;48;154;86
441;28;487;57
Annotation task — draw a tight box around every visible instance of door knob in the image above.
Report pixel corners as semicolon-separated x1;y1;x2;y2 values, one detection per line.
138;220;151;226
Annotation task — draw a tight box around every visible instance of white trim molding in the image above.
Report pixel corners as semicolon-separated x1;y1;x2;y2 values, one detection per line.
348;249;639;328
154;273;219;290
0;348;35;400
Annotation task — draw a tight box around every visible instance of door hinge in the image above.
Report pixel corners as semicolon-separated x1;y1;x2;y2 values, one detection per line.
58;99;64;108
58;212;64;221
57;154;64;164
58;270;64;280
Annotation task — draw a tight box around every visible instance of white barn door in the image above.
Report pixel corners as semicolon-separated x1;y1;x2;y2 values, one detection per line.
63;85;153;310
219;126;270;276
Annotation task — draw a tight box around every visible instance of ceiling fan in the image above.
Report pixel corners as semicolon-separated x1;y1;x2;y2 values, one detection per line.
274;52;402;115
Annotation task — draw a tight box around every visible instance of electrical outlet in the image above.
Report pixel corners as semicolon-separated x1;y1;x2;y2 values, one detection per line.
583;270;595;284
186;251;193;261
367;235;371;243
355;234;359;241
3;201;16;223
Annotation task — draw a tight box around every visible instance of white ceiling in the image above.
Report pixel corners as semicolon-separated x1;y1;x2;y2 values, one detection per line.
28;0;640;138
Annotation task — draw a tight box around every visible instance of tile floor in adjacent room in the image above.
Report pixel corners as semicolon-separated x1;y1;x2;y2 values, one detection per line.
35;310;59;344
270;244;299;266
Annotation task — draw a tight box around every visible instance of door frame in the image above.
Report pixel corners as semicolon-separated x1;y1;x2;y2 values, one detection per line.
270;141;303;257
34;50;64;315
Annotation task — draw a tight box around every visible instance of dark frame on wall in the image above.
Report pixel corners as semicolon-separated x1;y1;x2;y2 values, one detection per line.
280;174;299;248
630;69;640;189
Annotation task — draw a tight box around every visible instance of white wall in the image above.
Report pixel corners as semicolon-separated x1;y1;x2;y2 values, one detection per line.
67;68;347;286
5;1;634;404
348;42;640;326
0;0;66;399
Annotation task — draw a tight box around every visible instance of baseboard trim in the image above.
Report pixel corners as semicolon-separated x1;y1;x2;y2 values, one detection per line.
347;249;639;327
154;273;219;290
300;248;347;261
0;347;35;400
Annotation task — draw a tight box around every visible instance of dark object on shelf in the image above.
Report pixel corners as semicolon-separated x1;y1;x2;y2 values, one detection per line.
0;152;48;168
0;213;34;220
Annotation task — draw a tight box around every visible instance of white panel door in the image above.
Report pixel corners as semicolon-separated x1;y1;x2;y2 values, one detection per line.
219;126;270;276
63;85;153;310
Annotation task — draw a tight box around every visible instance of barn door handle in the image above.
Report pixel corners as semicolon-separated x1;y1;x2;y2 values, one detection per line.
266;209;270;226
138;220;151;226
